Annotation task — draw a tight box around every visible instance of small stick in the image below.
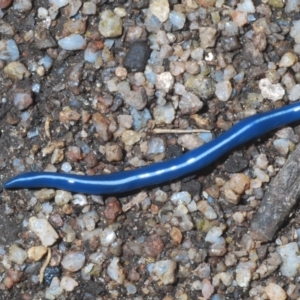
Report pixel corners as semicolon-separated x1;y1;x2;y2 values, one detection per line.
123;192;148;212
152;129;210;134
39;248;51;283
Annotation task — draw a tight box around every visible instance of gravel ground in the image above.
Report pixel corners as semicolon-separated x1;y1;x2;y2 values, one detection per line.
1;0;300;299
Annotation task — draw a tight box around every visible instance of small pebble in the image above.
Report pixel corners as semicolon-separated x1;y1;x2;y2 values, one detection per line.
259;78;285;101
4;61;30;80
150;260;177;285
276;242;300;277
58;34;86;51
13;91;33;110
107;257;125;284
215;81;232;101
8;244;27;265
29;217;59;247
28;246;47;261
197;200;217;220
265;283;287;300
273;139;291;156
98;10;123;38
60;276;79;292
61;252;86;272
149;0;170;22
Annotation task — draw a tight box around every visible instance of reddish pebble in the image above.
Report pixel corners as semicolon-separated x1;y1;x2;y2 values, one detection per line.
7;270;23;283
144;233;164;257
103;197;122;223
59;109;81;122
65;146;82;162
13;91;33;111
84;151;98;168
3;276;14;289
92;112;111;142
202;278;214;299
0;0;12;9
49;213;64;228
105;143;123;162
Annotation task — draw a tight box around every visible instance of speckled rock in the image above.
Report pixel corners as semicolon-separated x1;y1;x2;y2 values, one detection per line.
179;92;203;114
151;260;177;285
185;76;216;100
153;103;175;125
4;61;30;80
98;10;123;38
149;0;170;22
259;78;285;101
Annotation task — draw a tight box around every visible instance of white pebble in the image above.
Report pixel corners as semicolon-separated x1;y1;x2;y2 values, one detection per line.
215;80;232;101
58;34;86;51
170;191;192;205
29;217;59;247
61;252;86;272
205;226;222;243
169;11;186;30
100;228;117;246
149;0;170;23
150;260;177;285
49;0;69;8
60;276;79;292
259;78;285;101
236;0;255;13
276;242;300;277
107;257;125;284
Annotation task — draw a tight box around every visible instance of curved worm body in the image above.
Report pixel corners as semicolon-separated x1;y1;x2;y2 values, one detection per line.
4;102;300;195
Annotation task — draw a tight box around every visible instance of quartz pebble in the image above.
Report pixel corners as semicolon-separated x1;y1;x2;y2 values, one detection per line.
29;217;59;247
13;0;32;11
237;0;255;13
215;81;232;101
153;103;175;125
273;139;290;156
276;242;300;277
60;276;78;292
107;257;125;284
8;244;27;265
197;200;217;220
169;11;186;30
149;0;170;22
151;260;177;285
288;84;300;101
45;277;63;299
259;78;285;101
0;39;19;61
58;34;86;51
156;72;174;93
265;283;287;300
13;91;33;110
98;10;123;38
55;190;73;206
61;252;85;272
99;228;116;246
179;92;203;114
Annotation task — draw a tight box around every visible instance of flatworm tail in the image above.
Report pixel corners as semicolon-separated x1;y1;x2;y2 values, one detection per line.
4;102;300;195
